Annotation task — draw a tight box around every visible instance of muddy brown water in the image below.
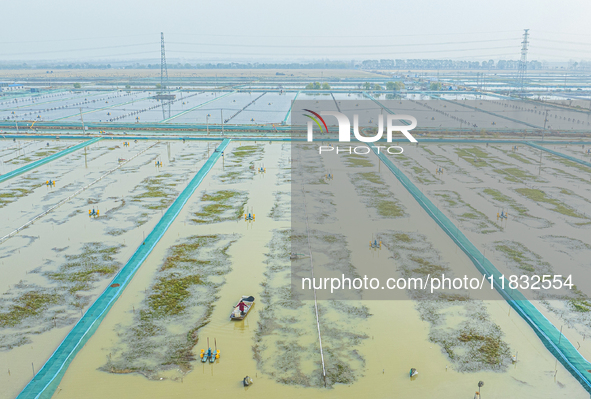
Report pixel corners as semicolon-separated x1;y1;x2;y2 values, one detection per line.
43;143;587;399
0;140;216;399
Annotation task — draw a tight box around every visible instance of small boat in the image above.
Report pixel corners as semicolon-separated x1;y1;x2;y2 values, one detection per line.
230;296;255;320
410;368;418;377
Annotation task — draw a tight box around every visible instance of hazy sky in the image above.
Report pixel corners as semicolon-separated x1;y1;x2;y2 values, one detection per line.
1;0;591;62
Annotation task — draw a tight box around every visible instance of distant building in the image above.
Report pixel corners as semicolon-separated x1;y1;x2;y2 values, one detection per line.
1;83;25;92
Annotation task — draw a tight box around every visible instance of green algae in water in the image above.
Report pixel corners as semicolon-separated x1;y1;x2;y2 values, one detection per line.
0;291;61;328
192;190;247;224
494;241;551;274
515;188;586;219
481;188;528;216
232;145;259;158
381;231;512;372
0;243;123;346
147;275;202;316
255;229;368;387
132;173;179;210
103;234;236;378
350;172;406;219
343;154;374;168
45;242;124;291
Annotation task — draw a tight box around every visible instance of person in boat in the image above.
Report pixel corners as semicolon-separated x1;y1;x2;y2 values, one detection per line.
238;301;247;316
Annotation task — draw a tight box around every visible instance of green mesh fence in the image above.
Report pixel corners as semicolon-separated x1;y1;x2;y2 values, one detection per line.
370;145;591;393
0;137;102;184
17;139;231;399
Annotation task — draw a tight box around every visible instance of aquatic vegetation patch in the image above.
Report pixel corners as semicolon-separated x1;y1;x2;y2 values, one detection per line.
103;234;236;380
480;188;528;216
232;145;259;159
0;290;61;328
294;188;337;225
547;154;591;175
396;153;439;184
493;167;545;184
540;235;591;256
268;191;290;221
191;189;247;224
507;152;533;164
515;188;586;219
0;182;43;208
494;240;552;275
147;275;202;316
455;147;497;168
255;229;368;387
6;145;67;165
218;144;264;182
380;231;512;372
349;172;406;219
45;242;124;291
433;190;499;234
133;212;150;227
131;173;181;210
0;242;123;349
343;154;374;168
545;167;590;185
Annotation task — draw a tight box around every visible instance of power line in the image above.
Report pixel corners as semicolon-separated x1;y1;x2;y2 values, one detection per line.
165;46;519;57
167;38;520;49
534;46;591;54
1;43;155;57
537;30;591;38
536;38;591;46
0;34;156;45
168;30;521;39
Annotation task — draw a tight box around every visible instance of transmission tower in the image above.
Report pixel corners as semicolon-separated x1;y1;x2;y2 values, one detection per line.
160;32;169;94
159;32;172;120
517;29;529;93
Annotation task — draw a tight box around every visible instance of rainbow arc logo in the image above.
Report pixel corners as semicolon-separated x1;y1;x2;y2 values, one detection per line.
303;109;328;133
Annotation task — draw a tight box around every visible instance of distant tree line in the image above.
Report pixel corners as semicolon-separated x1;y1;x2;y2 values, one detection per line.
305;82;331;89
1;59;590;70
360;59;545;70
